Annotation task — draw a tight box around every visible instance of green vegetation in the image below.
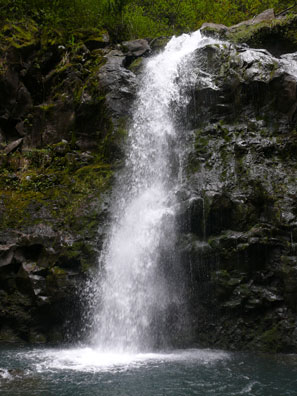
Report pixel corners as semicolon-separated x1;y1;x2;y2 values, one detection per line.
0;141;114;234
0;0;295;41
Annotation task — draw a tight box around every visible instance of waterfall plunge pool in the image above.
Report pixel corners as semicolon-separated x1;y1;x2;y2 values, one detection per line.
1;346;297;395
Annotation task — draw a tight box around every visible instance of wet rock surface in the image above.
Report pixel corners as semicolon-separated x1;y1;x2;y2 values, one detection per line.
98;49;137;124
177;23;297;352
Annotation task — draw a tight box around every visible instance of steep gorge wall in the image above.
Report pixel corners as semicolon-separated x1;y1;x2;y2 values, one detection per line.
0;11;297;352
0;21;142;343
180;12;297;353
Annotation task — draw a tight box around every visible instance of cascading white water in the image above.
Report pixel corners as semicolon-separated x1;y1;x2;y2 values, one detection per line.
91;31;218;352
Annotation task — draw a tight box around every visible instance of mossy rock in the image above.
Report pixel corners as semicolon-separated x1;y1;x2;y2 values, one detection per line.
128;57;144;74
149;37;170;53
255;326;283;353
0;140;114;234
0;326;23;343
227;14;297;56
29;330;47;344
40;26;66;48
201;13;297;56
72;28;110;50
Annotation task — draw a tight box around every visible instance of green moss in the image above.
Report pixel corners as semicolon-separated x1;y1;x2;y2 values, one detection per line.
186;129;210;174
219;145;231;181
195;137;209;155
0;140;114;234
40;26;65;48
29;331;47;344
0;19;39;50
258;326;282;353
71;28;109;42
62;240;97;271
128;57;143;73
219;125;232;143
0;190;44;228
51;266;66;276
150;37;170;52
269;61;279;79
39;103;56;112
227;14;297;48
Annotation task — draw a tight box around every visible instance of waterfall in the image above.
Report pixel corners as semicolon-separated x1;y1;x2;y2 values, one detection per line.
90;30;217;352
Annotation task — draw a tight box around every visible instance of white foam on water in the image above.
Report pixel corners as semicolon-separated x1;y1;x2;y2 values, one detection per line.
21;348;229;373
0;368;12;380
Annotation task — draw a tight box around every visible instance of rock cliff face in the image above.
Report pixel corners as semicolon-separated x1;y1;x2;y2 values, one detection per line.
179;12;297;353
0;21;141;343
0;11;297;352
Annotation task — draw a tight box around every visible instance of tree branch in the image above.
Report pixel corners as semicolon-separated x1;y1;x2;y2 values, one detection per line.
276;2;297;17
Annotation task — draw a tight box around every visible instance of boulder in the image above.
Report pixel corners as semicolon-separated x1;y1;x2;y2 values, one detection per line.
98;50;137;122
122;39;151;66
84;31;110;50
201;23;228;38
122;39;150;57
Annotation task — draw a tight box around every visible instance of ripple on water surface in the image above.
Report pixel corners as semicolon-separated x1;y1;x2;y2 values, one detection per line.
1;347;297;396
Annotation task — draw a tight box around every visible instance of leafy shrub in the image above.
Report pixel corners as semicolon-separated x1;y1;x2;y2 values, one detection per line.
0;0;295;41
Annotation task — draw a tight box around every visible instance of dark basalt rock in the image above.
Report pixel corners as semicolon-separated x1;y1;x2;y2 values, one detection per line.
98;49;137;123
122;39;151;57
183;42;297;132
0;225;97;343
122;39;151;67
178;15;297;352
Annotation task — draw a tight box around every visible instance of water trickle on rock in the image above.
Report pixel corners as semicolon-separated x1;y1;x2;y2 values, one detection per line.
90;30;218;352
